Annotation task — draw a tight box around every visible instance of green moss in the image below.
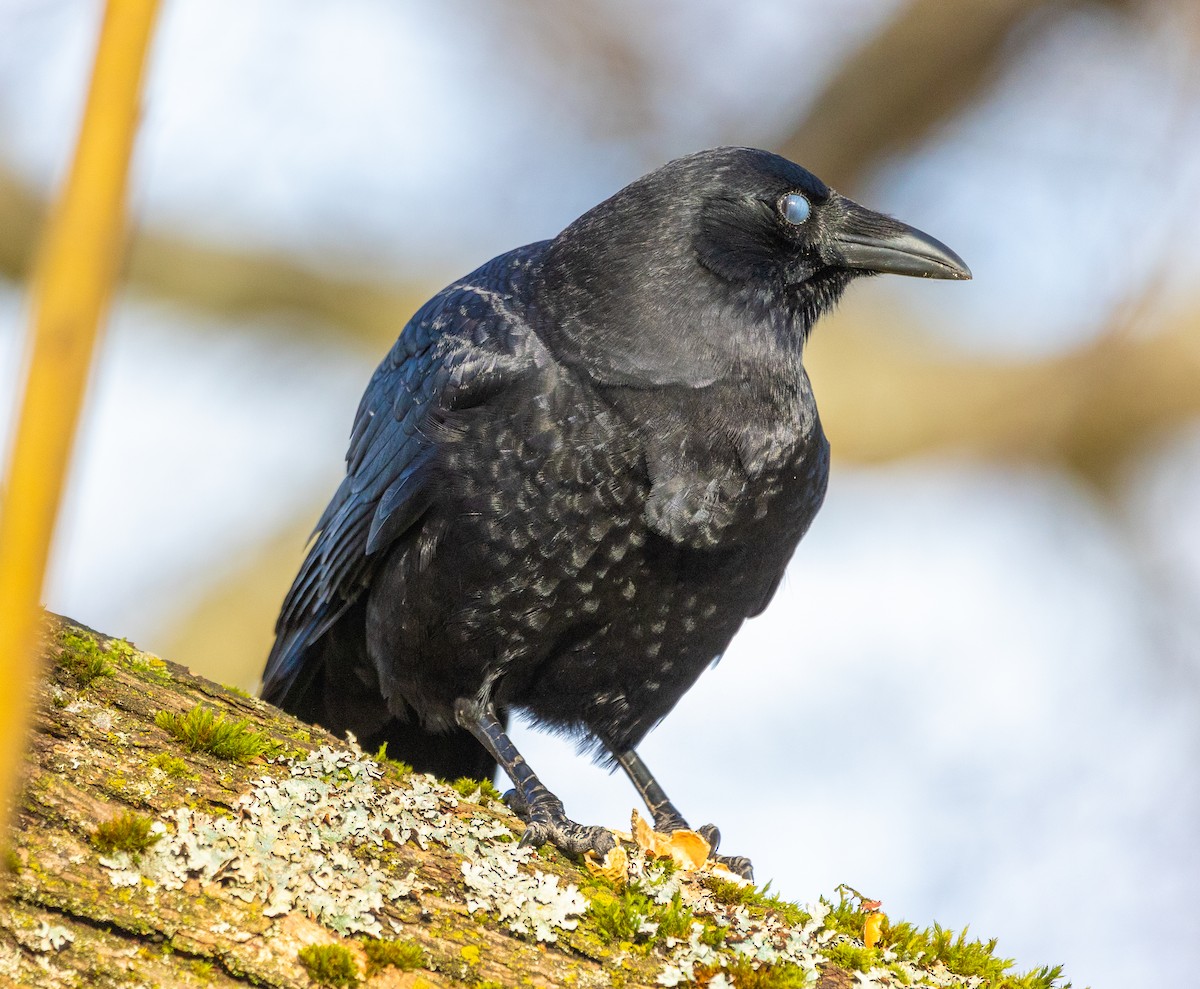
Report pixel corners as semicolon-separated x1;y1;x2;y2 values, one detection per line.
129;650;173;684
92;810;160;857
58;630;112;686
450;775;503;802
700;875;756;906
879;921;1066;989
653;892;695;940
585;888;645;943
652;856;678;877
371;742;413;780
360;937;424;974
822;889;1068;989
57;630;157;687
696;919;726;949
825;940;880;972
583;886;694;946
155;705;283;763
688;881;1070;988
147;753;193;778
222;683;252;699
694;959;813;989
3;847;19;873
188;958;215;980
297;944;360;987
821;889;872;940
700;876;809;928
1006;966;1069;989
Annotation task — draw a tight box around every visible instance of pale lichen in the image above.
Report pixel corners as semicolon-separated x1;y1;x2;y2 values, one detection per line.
462;849;588;943
79;740;1061;988
97;745;587;945
17;921;76;954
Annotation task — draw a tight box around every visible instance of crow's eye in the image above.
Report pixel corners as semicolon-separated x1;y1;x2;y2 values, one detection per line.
782;193;811;226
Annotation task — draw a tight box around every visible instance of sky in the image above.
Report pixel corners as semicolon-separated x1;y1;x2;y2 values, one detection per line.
2;1;1200;985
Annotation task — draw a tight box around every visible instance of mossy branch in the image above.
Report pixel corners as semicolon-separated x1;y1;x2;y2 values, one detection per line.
0;614;1071;989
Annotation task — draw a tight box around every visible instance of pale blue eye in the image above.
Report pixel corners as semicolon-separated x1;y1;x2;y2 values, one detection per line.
783;193;811;225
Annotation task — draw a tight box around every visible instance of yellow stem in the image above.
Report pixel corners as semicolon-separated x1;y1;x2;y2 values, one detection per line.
0;0;160;845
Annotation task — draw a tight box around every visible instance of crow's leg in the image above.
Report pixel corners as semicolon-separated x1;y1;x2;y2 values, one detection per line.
612;746;754;880
611;747;690;833
453;697;615;859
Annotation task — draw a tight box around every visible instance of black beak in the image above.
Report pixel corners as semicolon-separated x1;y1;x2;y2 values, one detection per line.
831;198;972;281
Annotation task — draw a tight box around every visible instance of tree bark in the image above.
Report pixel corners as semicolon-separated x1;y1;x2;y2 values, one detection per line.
3;615;885;989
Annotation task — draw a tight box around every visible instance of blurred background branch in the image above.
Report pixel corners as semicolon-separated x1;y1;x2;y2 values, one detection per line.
0;165;425;351
778;0;1137;191
809;297;1200;483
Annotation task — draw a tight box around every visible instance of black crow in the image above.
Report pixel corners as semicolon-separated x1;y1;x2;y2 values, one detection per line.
263;147;969;876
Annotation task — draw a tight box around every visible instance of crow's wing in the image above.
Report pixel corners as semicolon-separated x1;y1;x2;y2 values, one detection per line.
261;245;548;708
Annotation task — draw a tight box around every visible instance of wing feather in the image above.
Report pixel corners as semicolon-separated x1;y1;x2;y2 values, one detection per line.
262;245;549;707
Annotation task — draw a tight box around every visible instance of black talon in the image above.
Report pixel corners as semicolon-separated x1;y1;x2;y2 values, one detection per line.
502;787;529;821
714;854;754;881
611;746;754;877
521;817;616;858
454;696;616;861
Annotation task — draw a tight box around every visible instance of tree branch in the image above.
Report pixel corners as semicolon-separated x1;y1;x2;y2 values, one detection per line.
0;167;427;352
2;615;930;988
807;302;1200;482
776;0;1132;191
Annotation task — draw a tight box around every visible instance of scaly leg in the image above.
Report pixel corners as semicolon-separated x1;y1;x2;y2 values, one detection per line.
612;746;754;880
454;697;616;859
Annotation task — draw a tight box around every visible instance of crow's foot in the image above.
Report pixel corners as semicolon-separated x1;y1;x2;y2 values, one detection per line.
712;852;754;880
505;788;616;859
457;700;615;860
695;823;754;881
651;809;691;834
615;747;754;880
521;817;617;859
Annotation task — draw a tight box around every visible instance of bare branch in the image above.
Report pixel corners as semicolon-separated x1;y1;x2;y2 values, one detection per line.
776;0;1131;191
808;302;1200;483
0;167;427;352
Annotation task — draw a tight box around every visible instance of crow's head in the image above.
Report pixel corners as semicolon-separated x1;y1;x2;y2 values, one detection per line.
687;148;969;314
537;147;969;387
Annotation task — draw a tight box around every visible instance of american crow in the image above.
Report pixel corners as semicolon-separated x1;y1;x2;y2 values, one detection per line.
263;147;969;876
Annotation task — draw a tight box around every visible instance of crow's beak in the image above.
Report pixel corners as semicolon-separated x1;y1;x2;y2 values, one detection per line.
832;199;972;280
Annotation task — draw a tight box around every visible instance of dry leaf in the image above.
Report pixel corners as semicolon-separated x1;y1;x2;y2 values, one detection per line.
632;809;658;854
583;844;629;887
629;810;711;872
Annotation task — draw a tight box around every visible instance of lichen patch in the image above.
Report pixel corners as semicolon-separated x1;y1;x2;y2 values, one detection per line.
118;745;589;946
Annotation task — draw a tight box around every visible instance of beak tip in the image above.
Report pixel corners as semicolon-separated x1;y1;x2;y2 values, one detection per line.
833;199;972;283
938;248;972;281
